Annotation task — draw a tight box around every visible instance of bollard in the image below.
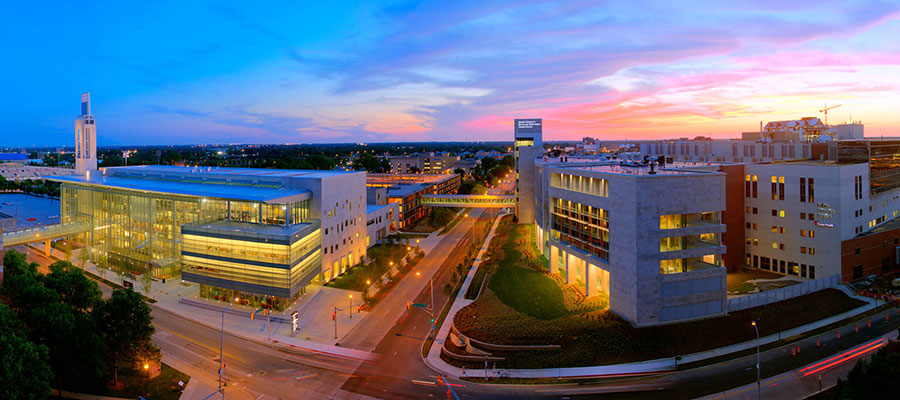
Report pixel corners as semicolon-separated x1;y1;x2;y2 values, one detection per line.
868;319;872;328
837;331;841;340
796;345;800;354
792;347;796;356
856;325;859;333
816;339;821;347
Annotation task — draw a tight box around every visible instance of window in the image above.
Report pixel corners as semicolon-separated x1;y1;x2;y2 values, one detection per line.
809;265;816;279
753;208;758;214
855;248;861;255
772;242;778;249
853;265;863;280
801;246;807;254
801;213;806;220
809;230;815;238
771;225;778;233
779;210;785;218
800;177;806;202
809;248;815;255
753;239;759;246
780;243;785;250
772;209;777;217
753;223;758;230
746;206;751;214
800;229;806;237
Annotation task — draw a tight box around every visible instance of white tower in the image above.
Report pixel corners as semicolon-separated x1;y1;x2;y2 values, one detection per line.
75;92;97;175
514;118;543;224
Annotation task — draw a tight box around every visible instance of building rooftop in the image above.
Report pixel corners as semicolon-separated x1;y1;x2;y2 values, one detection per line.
48;174;312;204
184;219;316;237
555;161;726;176
366;203;395;216
109;165;359;179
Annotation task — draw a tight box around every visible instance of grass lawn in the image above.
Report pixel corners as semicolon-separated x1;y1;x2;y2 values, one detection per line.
326;243;412;292
391;232;429;241
97;363;189;400
404;216;440;233
486;220;567;320
451;287;866;369
449;222;867;369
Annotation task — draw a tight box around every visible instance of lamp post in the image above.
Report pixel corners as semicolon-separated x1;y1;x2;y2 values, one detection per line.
144;363;149;398
349;295;353;319
219;297;238;399
752;321;760;400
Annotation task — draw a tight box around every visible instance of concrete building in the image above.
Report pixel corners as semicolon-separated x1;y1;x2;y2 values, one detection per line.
48;165;367;309
389;152;459;174
366;173;461;228
533;158;728;326
514;118;543;224
366;203;398;247
75;93;97;175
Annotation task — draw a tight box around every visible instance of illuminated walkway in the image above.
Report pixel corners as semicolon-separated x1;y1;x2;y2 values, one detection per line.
1;220;90;248
419;194;514;208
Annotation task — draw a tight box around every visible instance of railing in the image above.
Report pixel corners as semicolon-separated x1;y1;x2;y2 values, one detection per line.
1;221;90;247
727;273;839;312
420;194;514;208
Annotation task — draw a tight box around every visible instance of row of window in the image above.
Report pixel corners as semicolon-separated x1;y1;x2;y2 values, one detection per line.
744;175;815;203
747;254;817;279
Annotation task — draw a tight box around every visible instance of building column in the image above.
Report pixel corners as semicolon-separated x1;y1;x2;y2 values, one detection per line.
566;253;576;285
44;239;51;257
601;268;610;296
586;264;598;297
550;246;559;275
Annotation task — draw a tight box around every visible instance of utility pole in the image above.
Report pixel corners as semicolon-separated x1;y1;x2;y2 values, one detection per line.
333;306;338;339
752;321;760;400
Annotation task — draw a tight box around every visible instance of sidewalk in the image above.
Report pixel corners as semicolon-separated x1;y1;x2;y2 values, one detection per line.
338;207;488;350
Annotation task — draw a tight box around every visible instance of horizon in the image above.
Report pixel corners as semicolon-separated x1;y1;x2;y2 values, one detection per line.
2;1;900;147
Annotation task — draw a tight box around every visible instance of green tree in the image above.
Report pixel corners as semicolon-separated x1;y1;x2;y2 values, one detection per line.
0;303;53;400
42;261;102;312
141;271;153;298
429;208;454;228
837;339;900;399
94;288;157;387
77;246;91;269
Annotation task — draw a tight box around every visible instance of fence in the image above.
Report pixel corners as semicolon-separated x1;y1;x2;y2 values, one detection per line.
727;273;840;312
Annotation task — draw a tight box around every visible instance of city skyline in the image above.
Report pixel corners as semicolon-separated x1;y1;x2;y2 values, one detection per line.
3;1;900;146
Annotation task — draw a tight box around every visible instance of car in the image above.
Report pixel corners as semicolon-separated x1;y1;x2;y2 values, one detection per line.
26;217;37;221
49;215;58;219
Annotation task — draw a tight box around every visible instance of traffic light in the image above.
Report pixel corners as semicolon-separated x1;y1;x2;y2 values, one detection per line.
406;301;411;310
250;313;255;320
332;311;336;321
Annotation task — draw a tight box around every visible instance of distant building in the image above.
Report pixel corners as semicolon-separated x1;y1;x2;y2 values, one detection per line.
366;173;461;228
366;203;398;246
514;118;543;224
389;152;459;174
0;153;30;164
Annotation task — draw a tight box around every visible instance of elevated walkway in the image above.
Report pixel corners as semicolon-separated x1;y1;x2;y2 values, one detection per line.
1;221;90;250
420;194;514;208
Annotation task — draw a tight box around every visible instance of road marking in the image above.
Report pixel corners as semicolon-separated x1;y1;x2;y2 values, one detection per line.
393;352;397;356
412;379;436;386
153;323;247;363
295;373;318;381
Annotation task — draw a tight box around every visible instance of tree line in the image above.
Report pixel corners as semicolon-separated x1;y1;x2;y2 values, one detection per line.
0;250;158;399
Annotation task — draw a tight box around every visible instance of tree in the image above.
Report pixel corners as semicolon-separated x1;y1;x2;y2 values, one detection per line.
42;261;102;312
78;246;91;269
0;303;52;400
141;271;153;298
94;288;156;387
836;339;900;399
408;166;421;174
429;207;454;228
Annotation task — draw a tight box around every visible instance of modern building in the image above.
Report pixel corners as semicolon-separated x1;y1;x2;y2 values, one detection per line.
366;203;398;247
49;165;367;309
514;118;543;224
366;173;461;228
75;92;98;175
389;152;459;174
532;157;729;326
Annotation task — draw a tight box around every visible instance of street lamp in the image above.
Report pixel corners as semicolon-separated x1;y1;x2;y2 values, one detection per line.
752;321;760;400
218;297;238;398
349;295;353;319
144;363;149;398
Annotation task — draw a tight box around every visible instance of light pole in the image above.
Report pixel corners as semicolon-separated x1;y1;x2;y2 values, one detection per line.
219;297;238;399
144;363;149;398
349;295;353;319
752;321;760;400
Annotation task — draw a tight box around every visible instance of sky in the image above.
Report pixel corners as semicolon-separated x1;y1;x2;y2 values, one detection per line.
2;0;900;146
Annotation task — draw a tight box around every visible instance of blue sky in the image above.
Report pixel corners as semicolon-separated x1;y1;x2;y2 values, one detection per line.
2;1;900;146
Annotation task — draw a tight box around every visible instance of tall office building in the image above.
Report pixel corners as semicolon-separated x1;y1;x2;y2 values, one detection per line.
75;92;97;175
514;118;543;224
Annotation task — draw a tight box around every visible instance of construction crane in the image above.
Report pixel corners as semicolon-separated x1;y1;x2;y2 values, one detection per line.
819;103;842;126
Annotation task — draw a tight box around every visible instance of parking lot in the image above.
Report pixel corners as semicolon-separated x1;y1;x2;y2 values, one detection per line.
0;193;61;231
